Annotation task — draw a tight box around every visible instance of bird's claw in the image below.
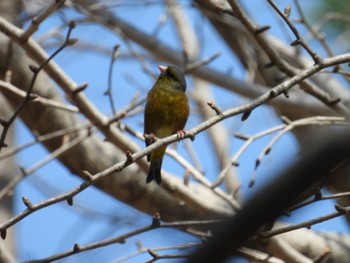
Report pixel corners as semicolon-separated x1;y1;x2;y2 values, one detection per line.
176;130;186;139
144;133;157;144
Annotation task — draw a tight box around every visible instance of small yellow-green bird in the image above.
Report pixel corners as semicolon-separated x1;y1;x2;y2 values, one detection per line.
144;65;190;184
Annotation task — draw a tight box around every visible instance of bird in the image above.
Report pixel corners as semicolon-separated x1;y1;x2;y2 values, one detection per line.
144;65;190;184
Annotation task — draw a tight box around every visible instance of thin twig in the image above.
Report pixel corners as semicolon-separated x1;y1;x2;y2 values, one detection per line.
20;0;66;42
294;0;334;59
114;243;201;263
104;44;120;115
0;21;77;152
288;185;350;212
0;80;79;113
108;94;146;125
267;0;323;64
0;128;93;200
183;140;204;174
25;219;222;263
213;116;348;189
250;116;349;186
0;122;91;161
212;124;284;189
258;207;346;239
226;0;350;115
166;148;240;209
185;52;222;72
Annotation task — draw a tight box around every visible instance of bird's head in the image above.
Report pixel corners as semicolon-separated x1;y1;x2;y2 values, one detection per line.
157;65;187;92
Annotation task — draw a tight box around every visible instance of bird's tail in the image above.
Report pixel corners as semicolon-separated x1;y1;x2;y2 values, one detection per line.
146;158;163;184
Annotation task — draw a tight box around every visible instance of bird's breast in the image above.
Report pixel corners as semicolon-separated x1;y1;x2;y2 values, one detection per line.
145;88;189;138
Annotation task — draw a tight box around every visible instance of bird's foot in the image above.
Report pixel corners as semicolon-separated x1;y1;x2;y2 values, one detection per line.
176;130;186;140
144;133;157;144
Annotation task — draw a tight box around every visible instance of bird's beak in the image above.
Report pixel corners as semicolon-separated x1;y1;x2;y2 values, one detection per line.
158;65;168;73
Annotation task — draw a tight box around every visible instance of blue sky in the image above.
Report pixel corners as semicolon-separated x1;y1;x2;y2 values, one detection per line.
6;0;349;262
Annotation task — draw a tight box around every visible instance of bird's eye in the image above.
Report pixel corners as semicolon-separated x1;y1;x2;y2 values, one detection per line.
166;69;177;80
